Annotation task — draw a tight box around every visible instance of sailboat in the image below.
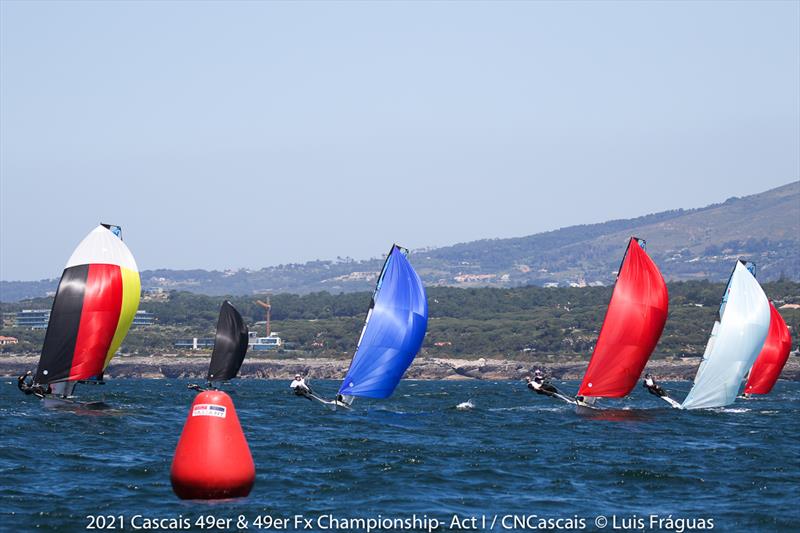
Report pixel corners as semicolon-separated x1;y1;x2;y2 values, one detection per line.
19;224;141;407
572;237;669;411
190;301;249;390
658;260;770;410
305;244;428;409
742;302;791;396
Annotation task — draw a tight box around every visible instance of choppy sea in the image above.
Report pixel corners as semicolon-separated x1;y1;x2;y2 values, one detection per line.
1;379;798;532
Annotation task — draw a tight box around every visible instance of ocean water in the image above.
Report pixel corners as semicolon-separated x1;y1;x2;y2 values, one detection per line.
1;379;798;532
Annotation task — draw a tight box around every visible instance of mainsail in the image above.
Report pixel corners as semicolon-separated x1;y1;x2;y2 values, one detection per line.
743;302;792;395
34;225;141;387
681;261;770;409
577;238;668;398
207;301;249;383
337;245;428;400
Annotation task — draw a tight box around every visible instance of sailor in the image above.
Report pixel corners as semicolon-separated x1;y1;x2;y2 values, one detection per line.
642;373;667;398
525;370;560;398
18;371;49;397
17;371;34;395
290;374;312;399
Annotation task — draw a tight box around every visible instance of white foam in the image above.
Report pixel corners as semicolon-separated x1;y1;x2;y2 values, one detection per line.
489;405;566;413
456;399;475;410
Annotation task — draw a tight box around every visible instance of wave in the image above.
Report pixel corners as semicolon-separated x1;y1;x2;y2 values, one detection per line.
455;399;475;410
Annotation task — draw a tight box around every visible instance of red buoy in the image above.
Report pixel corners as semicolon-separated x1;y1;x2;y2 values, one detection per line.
170;390;255;499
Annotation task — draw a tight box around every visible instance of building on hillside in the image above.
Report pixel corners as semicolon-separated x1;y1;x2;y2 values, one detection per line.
15;310;51;329
2;312;16;327
249;331;283;351
454;273;497;283
174;338;215;350
132;310;156;326
0;336;19;345
141;288;169;302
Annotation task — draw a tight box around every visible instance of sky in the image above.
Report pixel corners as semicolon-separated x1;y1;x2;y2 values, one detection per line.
1;1;798;281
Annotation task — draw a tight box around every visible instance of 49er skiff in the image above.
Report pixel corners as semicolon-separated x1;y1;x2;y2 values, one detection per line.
657;261;770;410
528;237;669;412
18;225;141;407
302;244;428;410
188;300;250;392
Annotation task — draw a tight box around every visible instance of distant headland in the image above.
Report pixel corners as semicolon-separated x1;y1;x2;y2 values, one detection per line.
2;181;797;301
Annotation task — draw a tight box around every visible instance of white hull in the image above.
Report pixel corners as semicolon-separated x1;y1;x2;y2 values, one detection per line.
658;395;683;409
574;396;599;414
306;393;352;411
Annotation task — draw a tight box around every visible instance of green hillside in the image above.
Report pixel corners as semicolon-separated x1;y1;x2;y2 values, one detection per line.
4;281;798;360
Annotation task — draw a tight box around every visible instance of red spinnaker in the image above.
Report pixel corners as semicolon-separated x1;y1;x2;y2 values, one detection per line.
578;238;668;397
744;303;791;395
68;264;124;381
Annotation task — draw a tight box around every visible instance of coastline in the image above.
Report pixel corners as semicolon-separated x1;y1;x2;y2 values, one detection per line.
2;354;798;382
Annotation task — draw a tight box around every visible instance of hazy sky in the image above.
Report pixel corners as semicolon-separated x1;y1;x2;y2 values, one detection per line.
1;1;798;281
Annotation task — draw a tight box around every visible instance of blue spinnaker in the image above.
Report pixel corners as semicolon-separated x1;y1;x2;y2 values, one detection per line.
338;246;428;399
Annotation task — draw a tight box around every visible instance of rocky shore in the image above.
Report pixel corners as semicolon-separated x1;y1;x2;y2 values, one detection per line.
2;354;798;382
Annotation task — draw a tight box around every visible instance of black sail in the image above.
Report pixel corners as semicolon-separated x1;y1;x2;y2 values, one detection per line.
207;301;249;383
35;265;90;384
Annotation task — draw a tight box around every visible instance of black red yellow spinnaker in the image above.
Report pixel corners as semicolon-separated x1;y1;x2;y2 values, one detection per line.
33;225;140;386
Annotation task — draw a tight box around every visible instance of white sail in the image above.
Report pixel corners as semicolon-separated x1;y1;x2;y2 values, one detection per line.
681;262;770;409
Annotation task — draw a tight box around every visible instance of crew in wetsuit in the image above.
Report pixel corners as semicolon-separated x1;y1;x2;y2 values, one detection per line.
17;371;49;397
17;371;34;395
642;373;667;398
290;374;312;399
525;370;560;398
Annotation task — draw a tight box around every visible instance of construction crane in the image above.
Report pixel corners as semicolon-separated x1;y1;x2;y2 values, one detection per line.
255;297;271;337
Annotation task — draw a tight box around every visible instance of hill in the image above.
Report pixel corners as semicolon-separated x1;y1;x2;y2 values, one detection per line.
420;180;799;287
1;181;797;301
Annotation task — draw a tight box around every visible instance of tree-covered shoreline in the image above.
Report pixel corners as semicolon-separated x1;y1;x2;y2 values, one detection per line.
2;280;798;359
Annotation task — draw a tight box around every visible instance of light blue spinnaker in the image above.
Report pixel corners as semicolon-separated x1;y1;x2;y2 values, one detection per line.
680;261;770;409
338;245;428;399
